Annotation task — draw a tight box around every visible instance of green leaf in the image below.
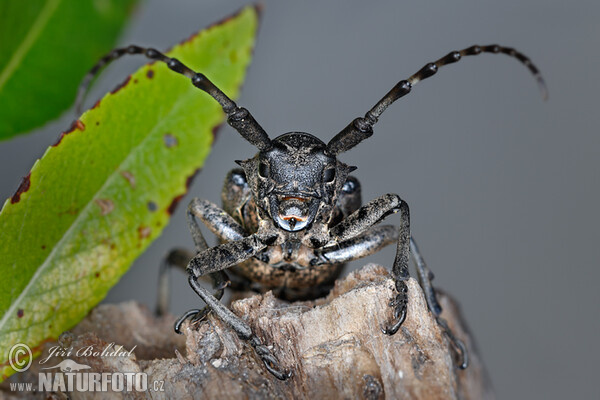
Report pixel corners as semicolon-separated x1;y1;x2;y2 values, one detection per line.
0;5;260;380
0;0;138;139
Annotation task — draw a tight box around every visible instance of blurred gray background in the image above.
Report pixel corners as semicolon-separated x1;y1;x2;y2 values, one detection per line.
1;1;598;398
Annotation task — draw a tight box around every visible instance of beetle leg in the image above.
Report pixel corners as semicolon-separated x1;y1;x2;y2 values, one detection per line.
316;228;441;318
328;194;410;335
314;228;467;367
312;225;397;265
410;237;468;369
185;234;291;380
157;250;230;321
409;238;441;316
324;208;467;367
172;270;230;333
436;315;469;369
187;198;246;243
157;198;245;317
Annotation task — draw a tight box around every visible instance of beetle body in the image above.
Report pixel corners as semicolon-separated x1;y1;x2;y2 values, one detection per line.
221;134;365;297
78;41;546;380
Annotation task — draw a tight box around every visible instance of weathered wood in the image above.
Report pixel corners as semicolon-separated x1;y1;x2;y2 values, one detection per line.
1;264;493;399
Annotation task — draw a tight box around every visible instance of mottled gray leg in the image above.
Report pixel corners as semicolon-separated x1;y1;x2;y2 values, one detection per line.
317;228;440;317
316;227;439;318
158;252;230;328
187;198;246;243
409;238;441;315
157;198;242;320
155;198;239;318
169;198;248;329
187;274;291;380
318;220;467;368
313;225;397;265
410;238;468;369
329;194;410;335
186;233;291;380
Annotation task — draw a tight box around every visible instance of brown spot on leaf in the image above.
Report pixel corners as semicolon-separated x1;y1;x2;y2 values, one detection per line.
120;171;136;188
166;168;200;215
52;119;86;147
167;194;184;215
96;121;100;126
95;272;100;278
164;133;178;148
17;309;24;318
146;69;154;79
11;173;31;204
179;5;260;46
138;225;151;239
186;168;200;189
41;245;46;250
111;75;131;94
134;79;138;84
52;133;67;147
95;198;114;215
110;243;116;250
179;32;198;46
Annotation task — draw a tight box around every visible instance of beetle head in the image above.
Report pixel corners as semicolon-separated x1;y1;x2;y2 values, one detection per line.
237;132;355;232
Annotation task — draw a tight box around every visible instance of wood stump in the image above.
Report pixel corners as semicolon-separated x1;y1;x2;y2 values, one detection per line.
2;264;493;399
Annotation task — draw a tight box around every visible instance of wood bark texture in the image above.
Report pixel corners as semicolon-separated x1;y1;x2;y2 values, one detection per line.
1;264;494;399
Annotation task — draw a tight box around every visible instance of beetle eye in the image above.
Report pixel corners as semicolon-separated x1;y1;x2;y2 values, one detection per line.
258;161;270;178
323;167;336;183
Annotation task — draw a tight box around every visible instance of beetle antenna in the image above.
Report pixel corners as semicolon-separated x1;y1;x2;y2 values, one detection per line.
327;44;547;155
75;45;272;151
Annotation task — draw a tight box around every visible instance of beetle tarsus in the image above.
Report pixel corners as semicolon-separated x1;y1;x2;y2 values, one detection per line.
382;283;408;335
436;316;469;369
250;337;292;380
174;309;203;334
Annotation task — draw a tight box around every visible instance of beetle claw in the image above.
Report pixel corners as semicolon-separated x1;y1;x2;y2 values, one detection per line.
382;285;408;335
251;337;292;380
173;308;209;334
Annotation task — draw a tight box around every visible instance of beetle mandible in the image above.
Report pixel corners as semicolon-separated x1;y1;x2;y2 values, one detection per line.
77;42;546;380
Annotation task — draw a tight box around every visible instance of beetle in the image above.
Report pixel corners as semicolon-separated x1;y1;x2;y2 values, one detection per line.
77;42;545;380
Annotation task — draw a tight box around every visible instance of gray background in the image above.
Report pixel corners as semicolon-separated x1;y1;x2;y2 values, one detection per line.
1;1;598;398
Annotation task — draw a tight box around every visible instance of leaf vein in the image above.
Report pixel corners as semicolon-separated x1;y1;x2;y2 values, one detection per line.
0;0;62;91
